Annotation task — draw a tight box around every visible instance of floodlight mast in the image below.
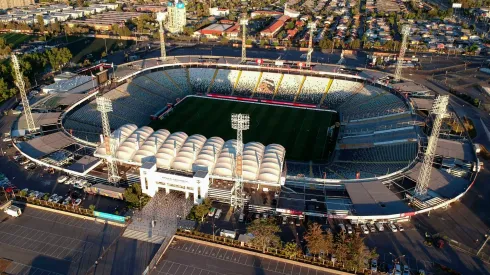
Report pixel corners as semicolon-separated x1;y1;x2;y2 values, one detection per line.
231;113;250;210
12;54;35;134
240;18;248;63
415;95;449;197
394;25;410;82
96;96;121;184
156;12;167;61
306;22;316;67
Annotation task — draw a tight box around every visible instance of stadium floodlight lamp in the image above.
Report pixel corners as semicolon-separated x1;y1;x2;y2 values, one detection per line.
156;12;166;22
231;113;250;130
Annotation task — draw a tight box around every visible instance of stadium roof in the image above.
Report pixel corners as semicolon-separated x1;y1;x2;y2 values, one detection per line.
344;180;411;216
18;132;75;159
42;75;92;93
410;98;434;110
436;139;473;161
66;155;102;174
32;93;88;110
95;124;286;183
18;112;61;130
407;162;469;198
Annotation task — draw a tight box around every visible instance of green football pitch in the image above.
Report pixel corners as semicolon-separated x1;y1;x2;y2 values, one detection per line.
149;96;339;161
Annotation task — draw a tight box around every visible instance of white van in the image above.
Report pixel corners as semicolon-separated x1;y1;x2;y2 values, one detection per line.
220;229;236;239
214;209;222;219
375;222;384;231
4;205;22;217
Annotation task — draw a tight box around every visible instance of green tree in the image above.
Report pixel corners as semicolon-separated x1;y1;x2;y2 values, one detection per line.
43;193;50;201
283;242;302;259
345;234;378;273
36;15;45;33
246;218;281;253
0;78;17;102
188;198;211;222
0;38;11;56
123;183;150;209
334;233;349;268
304;223;324;259
349;39;361;49
46;47;72;71
89;204;96;211
319;38;333;50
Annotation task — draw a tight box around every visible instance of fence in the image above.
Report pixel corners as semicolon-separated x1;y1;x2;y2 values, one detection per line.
16;196;94;217
175;229;363;274
445;238;490;265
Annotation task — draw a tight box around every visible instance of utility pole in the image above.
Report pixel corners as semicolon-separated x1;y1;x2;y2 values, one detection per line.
156;12;167;61
306;21;316;67
231;113;249;211
12;54;36;134
96;96;121;185
394;25;410;82
240;17;248;63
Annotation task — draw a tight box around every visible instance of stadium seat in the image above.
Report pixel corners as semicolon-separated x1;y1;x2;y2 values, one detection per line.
274;74;303;101
234;71;260;97
189;68;216;93
295;76;330;104
210;69;239;95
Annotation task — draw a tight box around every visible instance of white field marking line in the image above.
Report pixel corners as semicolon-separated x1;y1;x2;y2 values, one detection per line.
0;237;70;262
3;223;93;251
169;246;294;274
0;228;88;256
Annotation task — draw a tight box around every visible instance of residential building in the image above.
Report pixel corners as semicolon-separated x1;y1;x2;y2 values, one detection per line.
166;0;186;34
0;0;34;10
209;7;229;17
260;15;290;38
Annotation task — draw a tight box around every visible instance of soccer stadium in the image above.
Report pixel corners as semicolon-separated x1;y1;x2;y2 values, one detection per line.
13;55;479;224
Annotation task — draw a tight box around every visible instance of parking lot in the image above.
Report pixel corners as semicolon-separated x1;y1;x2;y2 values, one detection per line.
159;239;337;275
0;206;124;274
0;260;64;275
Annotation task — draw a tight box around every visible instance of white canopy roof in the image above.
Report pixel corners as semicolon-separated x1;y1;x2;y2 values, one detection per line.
95;125;286;183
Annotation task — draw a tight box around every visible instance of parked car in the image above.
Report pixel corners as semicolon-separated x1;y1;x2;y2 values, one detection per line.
74;183;84;190
396;223;404;231
367;223;376;233
338;223;346;234
63;197;71;205
371;259;378;272
361;224;369;234
74;198;82;206
346;224;353;234
24;163;36;170
403;265;410;275
48;194;58;202
389;223;398;232
57;175;69;183
375;222;384;231
20;159;30;165
394;264;402;275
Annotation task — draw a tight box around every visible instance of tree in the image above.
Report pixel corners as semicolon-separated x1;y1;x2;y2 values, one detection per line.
345;234;378;273
188;198;211;222
334;233;349;267
89;204;96;211
319;38;333;50
283;242;302;259
246;218;281;253
0;78;17;102
46;47;72;71
349;39;361;49
36;15;45;33
123;183;150;209
0;38;11;56
304;223;324;258
77;0;84;7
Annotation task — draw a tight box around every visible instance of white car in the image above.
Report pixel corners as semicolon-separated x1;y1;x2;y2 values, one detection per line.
367;223;376;233
361;224;369;234
48;194;58;202
370;259;377;272
346;224;353;234
390;223;398;232
74;198;82;206
396;223;404;231
57;176;69;183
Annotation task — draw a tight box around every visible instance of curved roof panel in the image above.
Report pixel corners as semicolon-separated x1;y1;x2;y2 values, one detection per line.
132;129;171;164
171;134;207;171
95;123;137;156
155;131;188;168
115;126;154;161
193;137;225;172
257;144;285;183
242;142;265;181
213;139;237;178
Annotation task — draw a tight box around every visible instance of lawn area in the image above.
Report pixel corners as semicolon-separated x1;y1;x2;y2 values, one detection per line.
67;37;134;63
149;96;339;161
0;33;33;48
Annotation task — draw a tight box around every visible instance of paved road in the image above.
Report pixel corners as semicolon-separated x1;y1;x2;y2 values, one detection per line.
160;239;338;275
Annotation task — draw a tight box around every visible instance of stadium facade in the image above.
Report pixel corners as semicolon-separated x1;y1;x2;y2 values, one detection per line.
11;55;479;223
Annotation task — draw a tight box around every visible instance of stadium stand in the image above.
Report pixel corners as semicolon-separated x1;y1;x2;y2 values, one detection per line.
274;74;304;101
234;71;260;97
210;69;239;95
336;143;417;162
165;69;192;94
189;68;216;92
139;72;180;98
254;72;282;99
322;80;363;109
295;76;330;104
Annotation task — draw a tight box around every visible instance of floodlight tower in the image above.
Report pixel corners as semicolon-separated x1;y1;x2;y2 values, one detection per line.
231;113;250;210
394;24;410;82
156;12;167;61
415;95;449;197
96;96;121;184
306;22;316;67
240;17;249;63
11;54;35;133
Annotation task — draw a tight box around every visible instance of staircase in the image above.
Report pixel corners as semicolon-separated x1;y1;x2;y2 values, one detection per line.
319;78;334;106
122;228;167;244
293;75;307;102
251;71;263;98
231;70;242;95
272;73;284;98
410;195;447;210
163;70;183;92
207;69;220;94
